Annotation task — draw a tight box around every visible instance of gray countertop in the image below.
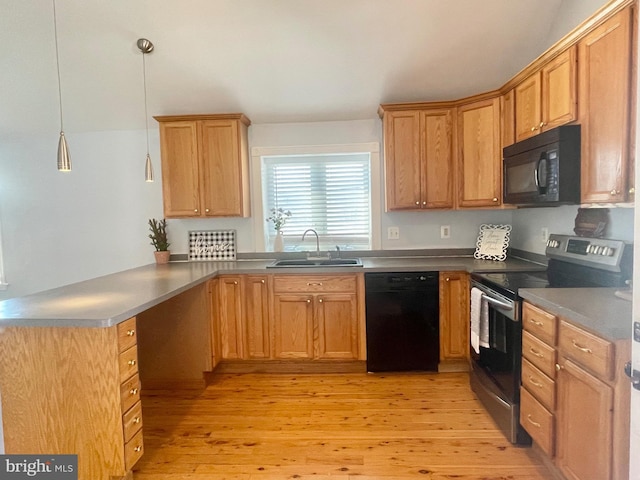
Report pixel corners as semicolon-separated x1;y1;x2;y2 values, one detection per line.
519;288;633;341
0;255;543;328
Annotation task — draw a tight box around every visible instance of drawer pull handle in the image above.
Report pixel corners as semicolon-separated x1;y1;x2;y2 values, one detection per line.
529;347;544;358
571;340;592;354
133;417;141;424
126;329;135;337
130;388;138;396
528;376;543;388
528;318;544;327
134;445;142;452
307;282;323;286
526;414;541;428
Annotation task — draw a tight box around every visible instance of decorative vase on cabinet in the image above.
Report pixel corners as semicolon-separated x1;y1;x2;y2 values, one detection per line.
274;232;284;252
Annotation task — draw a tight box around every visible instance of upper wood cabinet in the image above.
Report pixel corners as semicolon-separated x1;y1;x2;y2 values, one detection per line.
457;97;502;208
156;114;251;218
501;89;515;149
381;108;454;210
578;8;634;204
514;47;577;142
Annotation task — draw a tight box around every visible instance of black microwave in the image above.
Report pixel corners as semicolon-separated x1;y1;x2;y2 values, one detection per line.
503;125;581;206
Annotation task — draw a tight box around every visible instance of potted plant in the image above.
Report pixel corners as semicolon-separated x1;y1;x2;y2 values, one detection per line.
148;218;171;264
266;207;292;252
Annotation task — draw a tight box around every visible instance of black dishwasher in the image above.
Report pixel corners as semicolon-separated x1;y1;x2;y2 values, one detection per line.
365;272;439;372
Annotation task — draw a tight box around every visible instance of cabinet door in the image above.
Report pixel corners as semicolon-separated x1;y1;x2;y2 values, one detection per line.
209;278;222;367
438;272;469;363
383;111;422;210
457;98;502;207
200;120;250;217
542;46;577;131
218;276;244;359
515;73;541;142
556;357;613;480
579;8;632;203
421;109;454;208
159;121;201;217
244;275;271;359
501;89;515;148
272;294;314;359
315;293;358;359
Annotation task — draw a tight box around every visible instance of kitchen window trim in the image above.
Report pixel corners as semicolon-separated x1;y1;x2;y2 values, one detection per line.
250;142;381;252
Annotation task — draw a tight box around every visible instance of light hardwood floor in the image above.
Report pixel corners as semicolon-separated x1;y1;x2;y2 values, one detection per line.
134;372;554;479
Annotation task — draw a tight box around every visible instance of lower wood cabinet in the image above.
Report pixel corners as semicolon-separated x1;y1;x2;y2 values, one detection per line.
244;275;271;359
272;274;360;360
438;271;470;369
520;301;630;480
0;317;144;480
217;275;244;359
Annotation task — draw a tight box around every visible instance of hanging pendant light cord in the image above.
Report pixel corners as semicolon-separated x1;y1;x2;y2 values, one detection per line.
53;0;65;132
142;51;150;155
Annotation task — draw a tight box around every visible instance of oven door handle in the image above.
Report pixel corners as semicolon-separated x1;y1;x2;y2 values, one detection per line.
481;294;513;311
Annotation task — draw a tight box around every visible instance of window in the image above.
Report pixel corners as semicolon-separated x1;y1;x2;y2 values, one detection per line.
254;143;380;252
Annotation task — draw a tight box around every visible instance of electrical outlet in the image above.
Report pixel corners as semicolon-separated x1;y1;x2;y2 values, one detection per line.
541;227;549;243
387;226;400;240
441;225;451;239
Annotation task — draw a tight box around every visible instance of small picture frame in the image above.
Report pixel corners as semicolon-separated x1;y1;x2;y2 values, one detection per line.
474;224;511;261
188;230;236;261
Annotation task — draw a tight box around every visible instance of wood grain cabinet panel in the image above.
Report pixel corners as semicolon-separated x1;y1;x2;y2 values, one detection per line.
381;108;454;210
523;302;558;346
244;275;271;359
457;97;502;207
438;272;469;367
578;8;633;203
501;89;515;148
273;294;315;359
520;387;555;457
156;113;251;217
218;275;244;359
523;330;557;378
315;293;358;359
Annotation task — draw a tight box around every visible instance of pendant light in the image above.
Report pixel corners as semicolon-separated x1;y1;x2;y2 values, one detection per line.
53;0;71;172
137;38;154;182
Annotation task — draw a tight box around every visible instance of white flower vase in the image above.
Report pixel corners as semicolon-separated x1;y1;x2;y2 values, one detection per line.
274;231;284;252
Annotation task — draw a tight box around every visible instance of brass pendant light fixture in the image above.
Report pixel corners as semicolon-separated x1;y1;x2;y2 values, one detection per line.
137;38;154;182
53;0;71;172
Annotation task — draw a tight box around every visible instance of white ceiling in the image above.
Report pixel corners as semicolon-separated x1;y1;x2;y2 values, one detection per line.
0;0;608;136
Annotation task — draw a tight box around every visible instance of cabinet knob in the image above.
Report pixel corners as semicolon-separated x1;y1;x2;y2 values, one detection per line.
194;209;199;213
130;388;138;396
492;197;498;202
233;281;238;285
445;277;450;282
261;279;265;284
629;187;635;194
133;417;141;424
415;201;420;205
422;201;426;205
539;121;546;128
555;363;564;371
126;329;135;337
307;299;311;303
610;189;620;196
134;446;142;453
530;126;536;132
205;208;210;213
318;298;323;303
128;359;136;366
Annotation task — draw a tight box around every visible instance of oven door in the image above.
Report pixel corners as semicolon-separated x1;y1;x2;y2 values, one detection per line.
470;281;522;403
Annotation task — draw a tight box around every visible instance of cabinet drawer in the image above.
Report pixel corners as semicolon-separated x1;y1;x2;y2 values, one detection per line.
521;358;555;411
520;387;555;457
118;345;139;383
559;320;614;380
124;428;144;471
523;302;557;345
117;317;138;353
122;401;143;442
120;373;141;413
273;275;356;293
522;331;556;378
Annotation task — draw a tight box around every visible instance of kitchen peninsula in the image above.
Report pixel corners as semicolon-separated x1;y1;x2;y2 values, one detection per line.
0;253;630;480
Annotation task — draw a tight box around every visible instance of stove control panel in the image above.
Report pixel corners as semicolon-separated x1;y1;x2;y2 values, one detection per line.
545;234;632;273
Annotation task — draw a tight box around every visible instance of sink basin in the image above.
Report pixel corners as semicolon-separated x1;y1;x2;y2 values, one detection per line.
267;258;363;268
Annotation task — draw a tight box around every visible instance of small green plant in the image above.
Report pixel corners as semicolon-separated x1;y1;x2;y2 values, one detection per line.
266;207;292;232
148;218;170;251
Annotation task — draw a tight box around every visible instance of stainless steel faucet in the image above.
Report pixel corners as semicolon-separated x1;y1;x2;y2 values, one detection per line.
302;229;321;258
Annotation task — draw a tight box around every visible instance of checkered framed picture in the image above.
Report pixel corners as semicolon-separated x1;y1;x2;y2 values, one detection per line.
188;230;236;261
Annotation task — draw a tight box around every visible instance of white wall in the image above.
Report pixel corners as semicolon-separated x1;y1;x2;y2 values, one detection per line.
0;130;163;300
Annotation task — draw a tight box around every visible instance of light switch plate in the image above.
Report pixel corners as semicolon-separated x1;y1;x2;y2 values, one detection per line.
387;226;400;240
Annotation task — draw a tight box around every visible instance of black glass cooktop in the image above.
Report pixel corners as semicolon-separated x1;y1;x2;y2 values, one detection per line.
472;271;549;297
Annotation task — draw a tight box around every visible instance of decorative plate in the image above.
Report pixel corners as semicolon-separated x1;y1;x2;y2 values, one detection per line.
188;230;236;261
474;224;511;261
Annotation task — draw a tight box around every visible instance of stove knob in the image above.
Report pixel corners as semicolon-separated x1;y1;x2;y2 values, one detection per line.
586;245;593;254
602;247;611;256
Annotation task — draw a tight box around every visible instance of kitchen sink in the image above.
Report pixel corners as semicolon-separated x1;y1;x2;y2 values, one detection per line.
267;258;363;268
